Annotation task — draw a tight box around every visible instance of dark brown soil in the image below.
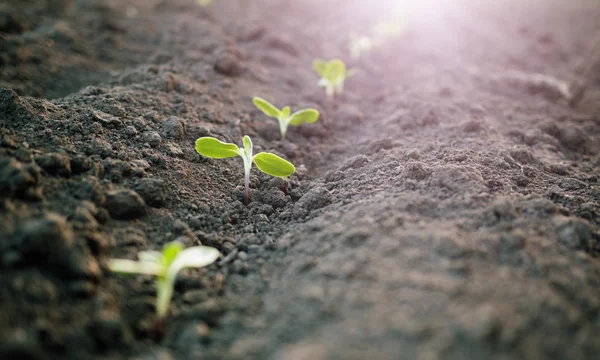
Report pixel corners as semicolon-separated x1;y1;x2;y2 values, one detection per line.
1;0;599;359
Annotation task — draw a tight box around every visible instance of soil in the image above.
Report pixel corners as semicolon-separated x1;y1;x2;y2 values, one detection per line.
1;0;600;359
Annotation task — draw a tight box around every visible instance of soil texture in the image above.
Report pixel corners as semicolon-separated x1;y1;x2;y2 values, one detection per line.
1;0;600;359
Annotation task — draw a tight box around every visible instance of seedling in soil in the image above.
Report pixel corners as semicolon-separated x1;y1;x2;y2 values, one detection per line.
108;241;219;337
348;33;375;60
372;21;405;39
252;96;320;138
195;135;295;203
348;21;405;60
313;59;358;99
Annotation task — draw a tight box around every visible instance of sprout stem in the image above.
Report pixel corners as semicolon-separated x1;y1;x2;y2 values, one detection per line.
244;170;250;204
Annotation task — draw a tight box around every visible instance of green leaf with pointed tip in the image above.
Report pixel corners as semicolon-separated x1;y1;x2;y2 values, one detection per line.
161;241;184;268
281;106;291;118
156;246;220;318
253;97;281;118
196;137;241;159
313;59;327;76
138;251;163;263
253;152;295;177
289;109;319;126
165;246;220;284
242;135;253;160
108;258;164;276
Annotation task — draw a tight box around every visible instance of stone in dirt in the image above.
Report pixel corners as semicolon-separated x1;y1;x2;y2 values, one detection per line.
296;186;331;211
105;189;146;219
0;158;40;196
134;178;167;207
36;152;72;177
5;212;99;279
162;116;185;139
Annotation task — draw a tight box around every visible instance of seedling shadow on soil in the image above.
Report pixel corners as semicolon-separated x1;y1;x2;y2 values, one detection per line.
1;0;600;359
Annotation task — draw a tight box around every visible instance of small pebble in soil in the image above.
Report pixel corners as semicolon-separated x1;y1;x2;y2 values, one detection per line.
162;116;185;139
134;178;167;207
91;110;122;129
296;185;331;211
36;152;72;177
554;217;594;250
105;189;146;219
142;131;162;148
340;154;369;170
214;47;245;76
0;158;40;196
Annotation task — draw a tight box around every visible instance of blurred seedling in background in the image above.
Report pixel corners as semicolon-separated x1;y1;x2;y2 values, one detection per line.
372;20;405;39
348;33;375;60
348;20;405;59
195;135;295;203
196;0;215;6
252;97;320;139
313;59;358;99
108;241;219;338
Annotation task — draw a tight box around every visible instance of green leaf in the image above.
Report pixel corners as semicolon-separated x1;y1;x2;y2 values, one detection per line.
195;137;241;159
281;106;291;118
161;241;184;268
242;135;253;159
157;246;220;318
253;152;295;177
289;109;319;126
253;97;281;118
243;135;252;151
107;258;164;276
312;59;327;76
138;251;163;263
325;59;346;83
165;246;220;284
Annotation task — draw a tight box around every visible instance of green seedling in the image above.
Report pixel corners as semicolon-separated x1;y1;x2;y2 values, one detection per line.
196;0;215;6
252;97;319;138
348;33;374;60
195;135;295;203
108;241;219;336
372;21;405;39
348;21;405;60
313;59;358;99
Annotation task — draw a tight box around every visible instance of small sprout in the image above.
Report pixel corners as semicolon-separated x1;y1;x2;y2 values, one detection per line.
196;0;215;6
372;21;405;39
195;135;295;203
348;21;405;60
252;97;319;138
313;59;358;99
108;241;219;333
348;33;374;60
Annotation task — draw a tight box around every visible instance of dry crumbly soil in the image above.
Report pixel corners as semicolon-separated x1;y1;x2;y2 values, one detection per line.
1;0;600;359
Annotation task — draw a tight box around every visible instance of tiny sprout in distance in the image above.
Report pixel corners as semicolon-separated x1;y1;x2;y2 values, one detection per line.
195;135;295;202
196;0;215;6
252;97;319;138
313;59;358;99
347;20;405;60
348;33;374;60
108;241;219;323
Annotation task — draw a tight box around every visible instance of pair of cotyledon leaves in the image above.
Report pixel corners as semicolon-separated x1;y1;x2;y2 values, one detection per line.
195;135;295;178
312;58;358;97
252;97;319;138
108;241;219;318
